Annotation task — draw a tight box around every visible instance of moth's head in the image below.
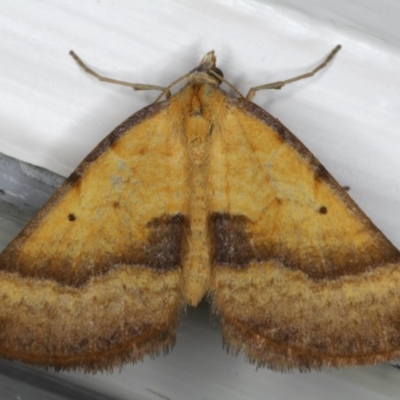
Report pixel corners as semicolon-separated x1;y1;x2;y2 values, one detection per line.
189;51;224;85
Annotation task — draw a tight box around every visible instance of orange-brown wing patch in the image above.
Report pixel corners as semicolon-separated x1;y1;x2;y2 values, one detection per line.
209;95;400;370
0;102;189;370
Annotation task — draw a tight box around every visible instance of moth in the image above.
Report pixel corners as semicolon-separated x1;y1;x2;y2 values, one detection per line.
1;45;399;372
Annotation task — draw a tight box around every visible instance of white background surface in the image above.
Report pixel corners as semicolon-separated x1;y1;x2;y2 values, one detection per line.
1;1;400;399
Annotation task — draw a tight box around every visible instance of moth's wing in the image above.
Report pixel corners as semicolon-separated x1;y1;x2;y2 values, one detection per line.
0;101;189;371
209;96;400;371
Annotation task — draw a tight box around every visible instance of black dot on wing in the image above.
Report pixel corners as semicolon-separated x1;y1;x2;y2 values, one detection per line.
319;206;328;214
68;213;76;221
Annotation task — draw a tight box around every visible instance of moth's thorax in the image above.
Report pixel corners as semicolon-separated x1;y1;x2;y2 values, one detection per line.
176;81;219;163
